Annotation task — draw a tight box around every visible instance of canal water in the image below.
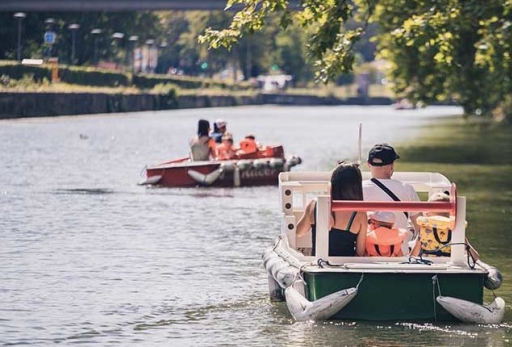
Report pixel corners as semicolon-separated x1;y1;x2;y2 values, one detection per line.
1;105;510;346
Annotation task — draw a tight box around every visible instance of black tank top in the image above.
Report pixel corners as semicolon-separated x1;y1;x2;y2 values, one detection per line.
311;202;358;256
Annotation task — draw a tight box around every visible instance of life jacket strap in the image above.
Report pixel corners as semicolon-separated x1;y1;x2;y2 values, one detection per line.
371;178;409;219
375;244;395;257
432;227;452;245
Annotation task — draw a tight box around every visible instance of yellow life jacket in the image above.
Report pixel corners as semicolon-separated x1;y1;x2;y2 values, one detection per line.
417;216;466;257
366;227;407;257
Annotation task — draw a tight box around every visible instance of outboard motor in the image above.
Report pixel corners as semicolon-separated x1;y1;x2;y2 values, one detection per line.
284;156;302;171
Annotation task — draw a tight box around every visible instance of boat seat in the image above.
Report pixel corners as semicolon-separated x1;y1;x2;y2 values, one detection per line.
284;211;313;254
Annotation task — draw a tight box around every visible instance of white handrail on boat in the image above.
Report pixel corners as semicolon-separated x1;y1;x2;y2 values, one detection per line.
451;196;466;266
315;195;330;260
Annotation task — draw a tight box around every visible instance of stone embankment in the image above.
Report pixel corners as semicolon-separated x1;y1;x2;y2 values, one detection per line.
0;92;393;119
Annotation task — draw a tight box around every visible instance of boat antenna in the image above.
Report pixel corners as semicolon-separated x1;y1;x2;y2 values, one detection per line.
357;122;362;166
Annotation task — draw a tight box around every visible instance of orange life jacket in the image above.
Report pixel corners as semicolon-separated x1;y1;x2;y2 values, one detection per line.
238;138;258;154
216;143;236;160
366;227;407;257
208;137;216;153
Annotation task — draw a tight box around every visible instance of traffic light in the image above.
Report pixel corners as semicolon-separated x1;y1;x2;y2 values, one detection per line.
201;62;208;70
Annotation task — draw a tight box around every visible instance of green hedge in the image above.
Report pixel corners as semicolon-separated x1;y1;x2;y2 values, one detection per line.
133;74;203;89
0;63;51;82
132;74;254;90
0;61;254;91
0;62;130;87
59;66;130;87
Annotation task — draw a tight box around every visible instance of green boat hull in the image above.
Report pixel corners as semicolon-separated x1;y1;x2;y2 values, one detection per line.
304;271;486;321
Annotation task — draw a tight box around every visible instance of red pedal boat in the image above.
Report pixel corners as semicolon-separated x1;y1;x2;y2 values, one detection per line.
140;145;301;188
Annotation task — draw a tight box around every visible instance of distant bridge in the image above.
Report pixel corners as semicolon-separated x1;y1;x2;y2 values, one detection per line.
0;0;300;11
0;0;229;11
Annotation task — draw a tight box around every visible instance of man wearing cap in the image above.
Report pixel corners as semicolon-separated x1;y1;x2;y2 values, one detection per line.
362;143;420;254
211;119;228;144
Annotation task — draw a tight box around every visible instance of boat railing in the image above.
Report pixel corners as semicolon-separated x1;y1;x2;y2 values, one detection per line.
315;193;467;266
279;171;452;194
278;171;468;267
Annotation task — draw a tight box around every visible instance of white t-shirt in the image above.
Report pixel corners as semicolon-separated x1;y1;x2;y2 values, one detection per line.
363;178;420;229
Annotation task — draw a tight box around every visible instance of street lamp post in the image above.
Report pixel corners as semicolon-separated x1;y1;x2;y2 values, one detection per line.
158;40;168;74
128;35;138;73
145;39;154;73
68;23;79;65
111;32;124;69
14;12;26;62
91;28;101;66
44;18;56;61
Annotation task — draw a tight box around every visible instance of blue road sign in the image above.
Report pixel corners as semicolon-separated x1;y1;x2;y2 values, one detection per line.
44;31;56;44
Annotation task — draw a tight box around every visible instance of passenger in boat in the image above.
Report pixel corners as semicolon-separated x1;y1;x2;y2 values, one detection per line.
216;132;237;160
362;143;420;254
210;119;228;144
189;119;216;161
296;162;367;256
366;211;407;257
411;192;479;260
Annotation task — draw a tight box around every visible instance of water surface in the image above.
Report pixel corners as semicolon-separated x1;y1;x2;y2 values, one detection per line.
1;105;510;346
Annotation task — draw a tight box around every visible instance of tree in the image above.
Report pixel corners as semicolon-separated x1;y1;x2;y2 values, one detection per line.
200;0;512;118
376;0;512;116
0;12;163;66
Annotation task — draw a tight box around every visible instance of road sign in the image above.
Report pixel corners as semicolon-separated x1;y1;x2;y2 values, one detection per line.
44;31;56;44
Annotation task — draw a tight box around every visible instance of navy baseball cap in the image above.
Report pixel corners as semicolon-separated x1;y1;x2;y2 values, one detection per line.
368;143;400;166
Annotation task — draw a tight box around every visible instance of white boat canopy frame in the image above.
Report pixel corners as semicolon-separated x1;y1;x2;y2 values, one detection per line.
278;171;469;267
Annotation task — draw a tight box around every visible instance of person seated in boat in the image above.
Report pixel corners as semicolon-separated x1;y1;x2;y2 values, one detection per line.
237;134;260;156
210;119;228;144
189;119;216;161
296;162;367;257
411;192;479;260
216;132;237;160
365;211;407;257
362;143;421;254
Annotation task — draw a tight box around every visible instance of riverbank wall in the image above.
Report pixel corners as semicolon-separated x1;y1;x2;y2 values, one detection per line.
0;92;393;119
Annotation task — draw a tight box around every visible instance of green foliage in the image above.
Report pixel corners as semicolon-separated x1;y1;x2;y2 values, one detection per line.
60;66;130;87
0;62;130;87
201;0;376;83
0;61;256;94
151;83;178;94
0;12;164;65
371;0;512;116
133;73;239;90
1;10;374;89
0;62;51;81
201;0;512;116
